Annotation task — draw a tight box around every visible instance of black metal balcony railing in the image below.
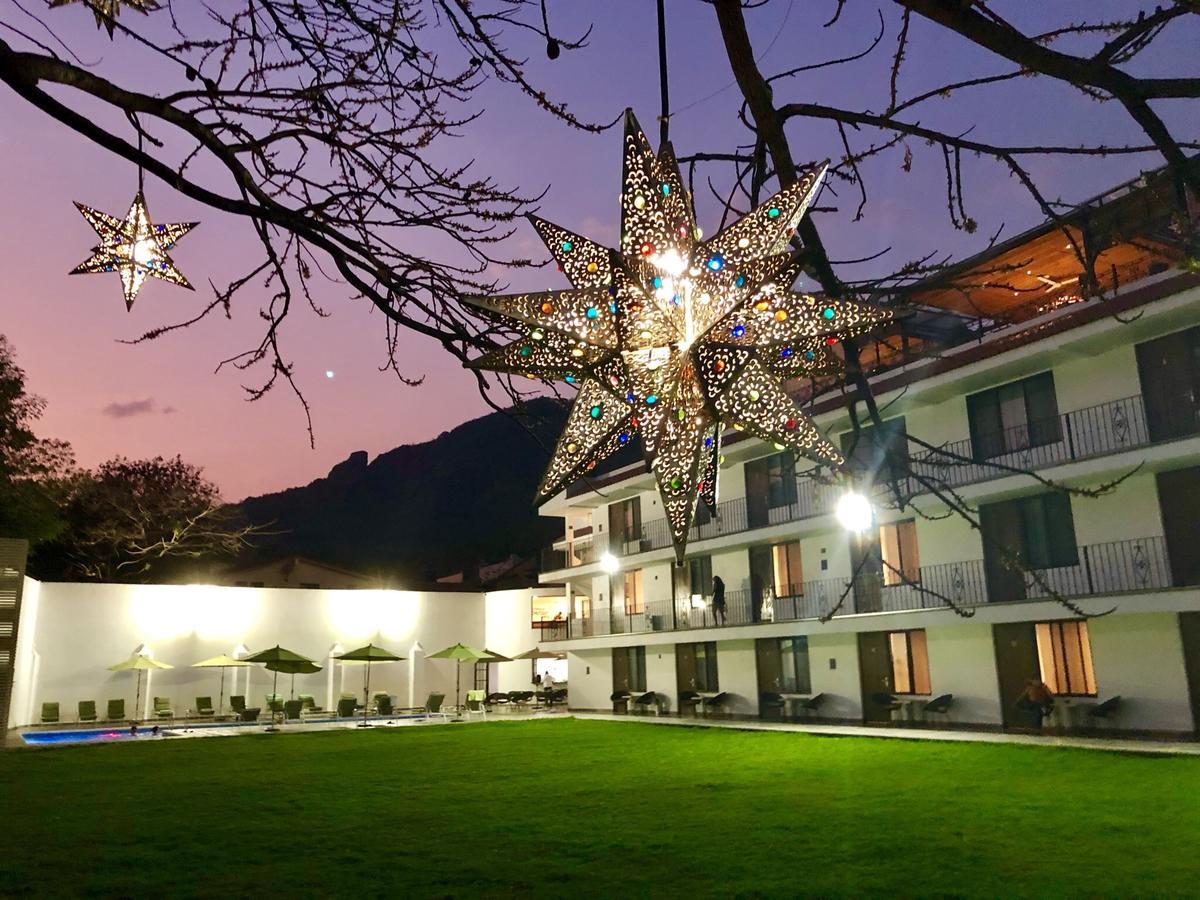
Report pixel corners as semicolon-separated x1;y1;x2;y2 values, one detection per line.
539;392;1189;574
544;536;1174;641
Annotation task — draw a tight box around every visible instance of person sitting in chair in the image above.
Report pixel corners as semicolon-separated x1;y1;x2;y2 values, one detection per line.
1017;677;1055;729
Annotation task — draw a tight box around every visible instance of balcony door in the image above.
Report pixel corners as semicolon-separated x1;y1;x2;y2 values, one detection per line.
1157;466;1200;587
608;497;641;555
745;450;795;529
856;632;893;723
1136;326;1200;442
992;622;1040;731
979;492;1078;603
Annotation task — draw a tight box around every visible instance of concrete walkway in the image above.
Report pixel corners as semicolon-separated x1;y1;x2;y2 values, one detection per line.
571;712;1200;756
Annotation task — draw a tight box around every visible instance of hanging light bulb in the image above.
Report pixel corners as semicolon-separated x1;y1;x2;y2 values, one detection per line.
836;491;874;532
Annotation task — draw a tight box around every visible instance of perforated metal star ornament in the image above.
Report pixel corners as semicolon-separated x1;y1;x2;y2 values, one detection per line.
465;110;895;561
49;0;158;37
69;191;197;311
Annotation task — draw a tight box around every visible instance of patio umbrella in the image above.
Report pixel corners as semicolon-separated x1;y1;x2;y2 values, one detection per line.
191;653;251;717
512;648;567;660
482;649;513;662
242;646;314;725
335;644;404;727
426;643;492;714
108;654;173;721
264;658;322;700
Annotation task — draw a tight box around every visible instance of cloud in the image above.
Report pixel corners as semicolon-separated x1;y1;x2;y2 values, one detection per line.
102;398;158;419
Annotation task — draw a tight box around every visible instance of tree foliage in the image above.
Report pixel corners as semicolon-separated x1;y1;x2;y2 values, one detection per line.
0;335;73;543
31;455;262;582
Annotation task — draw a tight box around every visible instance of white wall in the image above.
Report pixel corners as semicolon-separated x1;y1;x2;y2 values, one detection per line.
484;589;543;694
1088;611;1194;733
566;648;612;711
10;580;502;727
924;622;1003;726
807;631;862;721
715;638;758;716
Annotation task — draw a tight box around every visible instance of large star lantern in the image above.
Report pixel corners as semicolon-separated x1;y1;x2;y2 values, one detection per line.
69;191;197;311
465;111;895;561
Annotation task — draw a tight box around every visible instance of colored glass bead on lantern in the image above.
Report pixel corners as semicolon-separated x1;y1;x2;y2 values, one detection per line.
661;183;671;195
755;300;769;312
587;261;599;274
707;254;725;272
731;324;746;338
566;441;578;453
561;241;573;252
767;206;780;219
748;389;760;402
713;358;726;373
785;418;798;431
531;329;544;341
590;404;603;419
676;409;686;421
822;307;835;320
618;432;629;445
646;394;658;405
670;476;682;490
805;350;816;360
775;309;788;322
640;241;655;256
586;306;599;319
781;347;793;358
565;374;576;384
735;274;746;287
634;195;646;209
541;301;554;314
519;346;532;358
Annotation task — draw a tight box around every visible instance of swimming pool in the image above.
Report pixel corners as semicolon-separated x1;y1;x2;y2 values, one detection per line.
21;728;166;746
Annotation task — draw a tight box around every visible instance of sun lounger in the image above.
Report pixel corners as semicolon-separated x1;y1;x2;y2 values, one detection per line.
152;696;174;720
78;700;98;723
41;702;59;724
265;694;284;715
423;692;450;721
376;695;394;716
337;697;357;717
230;695;260;722
485;692;510;711
298;694;324;717
464;690;487;719
283;699;304;721
106;699;125;722
194;697;215;718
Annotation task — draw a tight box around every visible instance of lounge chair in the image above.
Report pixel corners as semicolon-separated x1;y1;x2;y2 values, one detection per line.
679;690;701;717
633;691;659;715
376;695;394;717
464;690;487;719
760;691;786;717
78;700;98;723
336;697;357;718
1087;696;1121;724
549;688;568;708
283;699;304;721
230;695;260;722
41;702;59;724
194;697;215;718
508;690;533;712
796;693;826;718
610;690;633;714
699;691;729;717
106;699;125;722
922;693;954;721
265;694;284;715
485;692;510;711
298;694;324;718
153;697;174;720
423;692;450;721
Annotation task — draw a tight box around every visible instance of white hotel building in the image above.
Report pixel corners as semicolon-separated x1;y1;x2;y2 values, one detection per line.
536;168;1200;739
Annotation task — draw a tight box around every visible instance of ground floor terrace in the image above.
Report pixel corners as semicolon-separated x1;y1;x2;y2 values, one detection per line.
550;599;1200;740
2;717;1198;896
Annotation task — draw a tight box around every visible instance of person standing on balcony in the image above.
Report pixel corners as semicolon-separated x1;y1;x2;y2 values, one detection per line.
712;576;727;626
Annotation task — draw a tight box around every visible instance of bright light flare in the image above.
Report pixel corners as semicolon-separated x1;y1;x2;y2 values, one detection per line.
836;491;874;532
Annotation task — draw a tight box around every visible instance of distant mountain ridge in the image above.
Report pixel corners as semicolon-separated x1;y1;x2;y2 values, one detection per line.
235;397;570;583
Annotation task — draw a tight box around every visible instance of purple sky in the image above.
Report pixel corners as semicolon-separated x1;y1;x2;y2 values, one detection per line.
1;2;1195;500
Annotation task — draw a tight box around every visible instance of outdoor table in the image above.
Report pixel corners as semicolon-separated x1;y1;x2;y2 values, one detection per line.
778;693;811;717
895;697;923;723
696;692;725;715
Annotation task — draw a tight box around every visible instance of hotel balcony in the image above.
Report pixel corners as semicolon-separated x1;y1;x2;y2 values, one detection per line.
539;387;1200;579
538;534;1175;642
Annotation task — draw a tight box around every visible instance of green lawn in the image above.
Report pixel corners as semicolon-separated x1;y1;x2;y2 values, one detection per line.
2;719;1198;897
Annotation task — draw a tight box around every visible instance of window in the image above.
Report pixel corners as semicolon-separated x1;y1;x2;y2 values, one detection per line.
967;372;1061;459
1136;327;1200;441
880;520;920;585
613;646;647;693
622;569;645;614
532;594;569;627
839;417;909;481
1036;621;1097;696
887;630;931;695
779;636;811;694
981;492;1079;571
771;541;803;597
694;642;719;691
473;660;490;692
609;497;642;550
687;556;713;598
573;593;592;619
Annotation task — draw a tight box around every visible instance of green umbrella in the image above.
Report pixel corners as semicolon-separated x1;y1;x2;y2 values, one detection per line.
335;644;404;727
108;654;173;722
192;653;251;717
427;643;492;715
512;648;567;660
242;646;314;728
264;658;322;701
